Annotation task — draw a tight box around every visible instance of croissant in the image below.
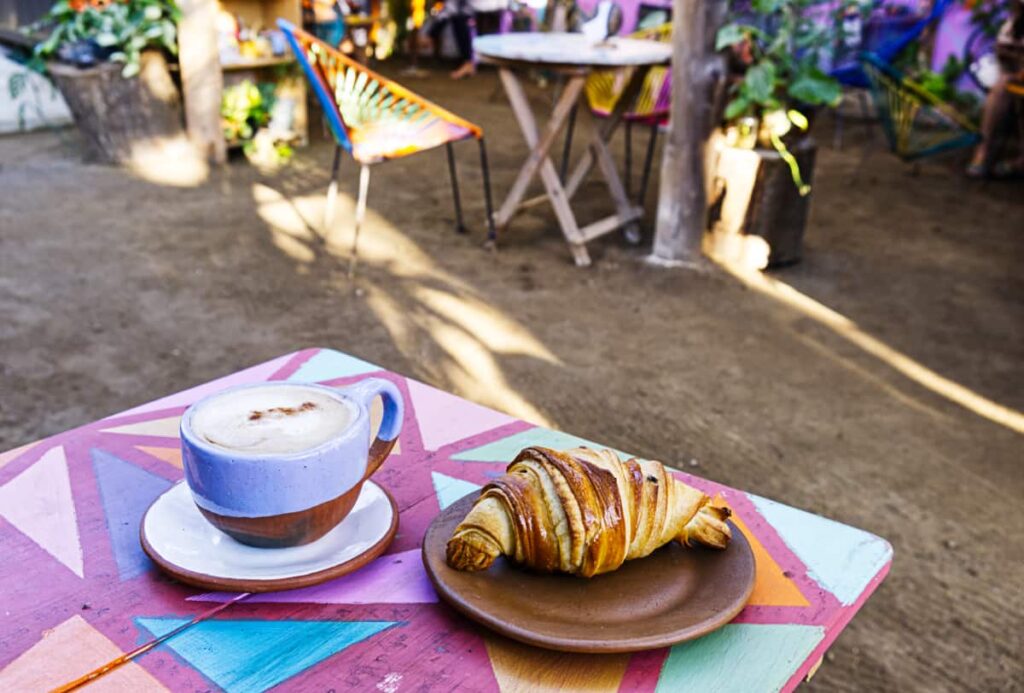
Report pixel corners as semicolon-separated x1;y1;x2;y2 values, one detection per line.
446;446;731;577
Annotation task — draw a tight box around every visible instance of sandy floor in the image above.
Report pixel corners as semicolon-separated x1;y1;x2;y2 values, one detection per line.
1;66;1022;691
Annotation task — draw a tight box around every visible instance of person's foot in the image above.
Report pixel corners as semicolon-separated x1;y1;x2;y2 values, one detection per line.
450;62;476;80
966;147;989;178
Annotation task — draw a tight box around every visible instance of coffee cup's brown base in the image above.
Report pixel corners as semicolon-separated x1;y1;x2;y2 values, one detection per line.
198;483;363;548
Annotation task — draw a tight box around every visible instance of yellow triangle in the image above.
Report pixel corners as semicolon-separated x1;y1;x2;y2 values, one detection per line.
0;615;168;691
103;416;182;439
484;635;629;692
0;442;38;470
136;446;183;469
729;504;810;608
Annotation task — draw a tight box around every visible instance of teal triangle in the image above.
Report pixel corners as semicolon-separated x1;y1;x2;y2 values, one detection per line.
287;349;380;382
450;427;628;463
136;617;398;692
431;471;481;510
656;623;825;692
747;493;892;605
91;449;173;580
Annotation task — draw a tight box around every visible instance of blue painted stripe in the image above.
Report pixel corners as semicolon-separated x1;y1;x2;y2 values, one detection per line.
450;427;628;463
137;617;398;693
656;623;825;693
287;349;381;383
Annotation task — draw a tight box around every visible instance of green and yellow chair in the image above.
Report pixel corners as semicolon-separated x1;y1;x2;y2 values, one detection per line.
279;20;495;272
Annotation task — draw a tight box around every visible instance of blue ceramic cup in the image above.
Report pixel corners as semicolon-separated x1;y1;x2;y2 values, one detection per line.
179;378;403;548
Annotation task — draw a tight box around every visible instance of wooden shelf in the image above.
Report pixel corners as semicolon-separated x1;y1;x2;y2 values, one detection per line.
220;55;296;71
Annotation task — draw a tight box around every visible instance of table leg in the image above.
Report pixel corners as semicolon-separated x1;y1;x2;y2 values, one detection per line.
564;66;652;205
496;68;591;266
580;104;645;245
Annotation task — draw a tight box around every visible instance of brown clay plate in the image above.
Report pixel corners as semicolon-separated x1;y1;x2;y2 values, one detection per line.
422;492;755;653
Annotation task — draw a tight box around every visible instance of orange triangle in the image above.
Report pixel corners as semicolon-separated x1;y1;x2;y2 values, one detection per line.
103;416;181;439
0;442;38;470
728;502;810;608
0;615;167;691
484;635;628;692
136;446;183;470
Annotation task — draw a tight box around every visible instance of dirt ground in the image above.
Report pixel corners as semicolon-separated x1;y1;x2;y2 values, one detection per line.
1;65;1022;691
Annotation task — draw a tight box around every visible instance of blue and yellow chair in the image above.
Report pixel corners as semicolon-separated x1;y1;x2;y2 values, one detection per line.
279;20;495;273
860;52;981;161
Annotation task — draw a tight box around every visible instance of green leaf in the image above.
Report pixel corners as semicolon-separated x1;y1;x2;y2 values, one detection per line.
743;62;777;104
121;62;140;78
724;96;751;121
787;109;809;130
788;70;841;106
752;0;784;13
715;23;746;50
95;31;118;46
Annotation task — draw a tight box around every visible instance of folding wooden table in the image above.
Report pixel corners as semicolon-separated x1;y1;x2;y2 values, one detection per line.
474;33;672;266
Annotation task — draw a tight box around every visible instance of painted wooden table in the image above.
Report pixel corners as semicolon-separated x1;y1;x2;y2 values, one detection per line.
474;33;671;267
0;348;892;692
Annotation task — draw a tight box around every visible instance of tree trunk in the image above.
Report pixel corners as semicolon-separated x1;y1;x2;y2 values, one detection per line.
48;51;186;165
704;134;817;270
649;0;727;266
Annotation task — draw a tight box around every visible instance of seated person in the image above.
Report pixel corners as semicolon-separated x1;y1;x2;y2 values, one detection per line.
968;0;1024;179
426;0;507;80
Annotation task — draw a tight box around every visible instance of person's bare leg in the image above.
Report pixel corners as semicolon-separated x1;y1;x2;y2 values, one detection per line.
969;75;1011;171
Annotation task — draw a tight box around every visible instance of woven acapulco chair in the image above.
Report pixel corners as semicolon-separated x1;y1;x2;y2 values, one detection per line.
561;22;672;207
861;52;981;162
279;20;496;274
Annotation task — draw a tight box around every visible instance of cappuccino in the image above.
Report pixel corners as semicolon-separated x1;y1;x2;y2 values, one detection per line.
190;385;353;455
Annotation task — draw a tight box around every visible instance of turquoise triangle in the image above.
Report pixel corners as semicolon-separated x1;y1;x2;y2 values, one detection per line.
136;617;398;692
287;350;380;382
450;427;628;463
91;449;173;580
656;623;824;692
747;493;892;605
431;471;481;510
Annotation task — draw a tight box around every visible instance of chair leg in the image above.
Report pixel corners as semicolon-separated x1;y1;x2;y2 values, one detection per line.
478;137;497;246
637;121;659;208
446;142;468;234
324;145;343;232
624;120;633;198
348;164;371;279
560;103;578;183
859;90;874;142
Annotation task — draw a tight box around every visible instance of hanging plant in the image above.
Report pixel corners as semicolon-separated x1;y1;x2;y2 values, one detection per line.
29;0;181;78
716;0;842;194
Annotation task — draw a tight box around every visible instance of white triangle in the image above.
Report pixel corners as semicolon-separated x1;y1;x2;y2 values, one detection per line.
0;447;84;577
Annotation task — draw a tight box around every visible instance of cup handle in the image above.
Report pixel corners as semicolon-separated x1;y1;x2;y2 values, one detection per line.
339;377;404;479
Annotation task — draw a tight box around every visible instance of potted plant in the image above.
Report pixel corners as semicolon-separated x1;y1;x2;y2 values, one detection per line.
27;0;186;165
706;0;842;268
221;80;294;169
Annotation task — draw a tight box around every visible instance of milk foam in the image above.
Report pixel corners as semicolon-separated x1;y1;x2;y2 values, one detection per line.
191;385;352;455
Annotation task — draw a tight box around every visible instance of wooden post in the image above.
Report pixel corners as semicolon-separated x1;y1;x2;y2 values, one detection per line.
648;0;726;267
177;0;226;164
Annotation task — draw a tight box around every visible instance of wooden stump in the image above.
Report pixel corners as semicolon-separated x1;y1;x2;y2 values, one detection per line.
48;52;186;165
704;134;817;270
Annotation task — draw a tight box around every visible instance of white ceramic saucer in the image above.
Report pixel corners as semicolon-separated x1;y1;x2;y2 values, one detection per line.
141;480;398;592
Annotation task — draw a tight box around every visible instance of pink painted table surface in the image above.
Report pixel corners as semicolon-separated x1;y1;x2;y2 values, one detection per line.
0;348;892;692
